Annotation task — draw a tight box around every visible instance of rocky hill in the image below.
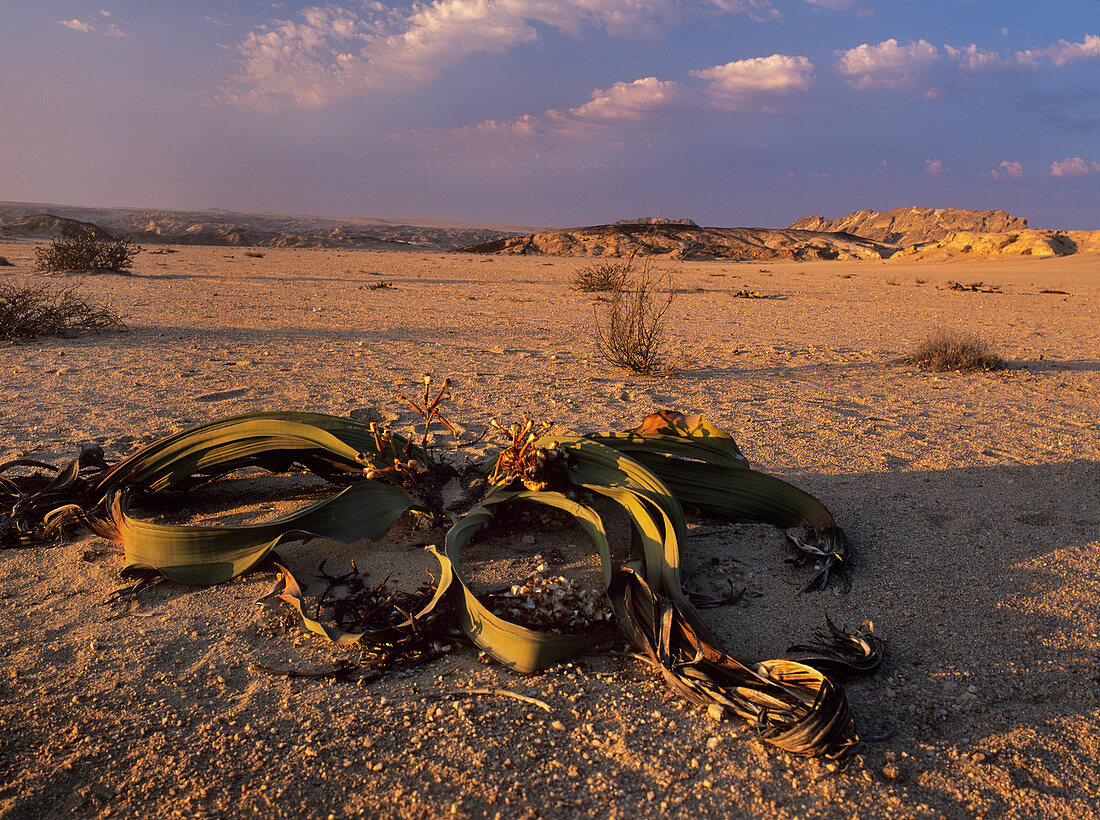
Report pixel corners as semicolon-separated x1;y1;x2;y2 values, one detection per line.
888;229;1100;260
458;221;895;261
788;207;1028;247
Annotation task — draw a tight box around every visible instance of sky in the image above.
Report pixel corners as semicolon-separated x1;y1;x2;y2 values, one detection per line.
2;1;1099;229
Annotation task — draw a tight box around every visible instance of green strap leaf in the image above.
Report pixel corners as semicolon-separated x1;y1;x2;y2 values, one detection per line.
117;479;414;585
436;490;616;673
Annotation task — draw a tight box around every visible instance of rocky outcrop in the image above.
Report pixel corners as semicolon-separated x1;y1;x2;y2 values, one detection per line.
613;217;699;227
788;207;1028;247
890;229;1099;260
458;221;896;261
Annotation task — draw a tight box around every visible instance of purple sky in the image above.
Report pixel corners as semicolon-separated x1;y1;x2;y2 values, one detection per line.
2;1;1098;228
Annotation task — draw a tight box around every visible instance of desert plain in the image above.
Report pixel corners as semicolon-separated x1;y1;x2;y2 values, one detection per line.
0;239;1098;819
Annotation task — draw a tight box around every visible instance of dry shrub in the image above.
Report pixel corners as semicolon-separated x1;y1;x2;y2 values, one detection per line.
572;261;632;293
594;266;678;376
35;228;140;273
0;281;127;342
903;330;1004;372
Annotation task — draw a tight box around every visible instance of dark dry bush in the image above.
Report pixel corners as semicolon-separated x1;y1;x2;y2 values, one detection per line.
572;261;632;293
0;281;127;342
903;330;1004;372
35;228;140;273
593;267;678;376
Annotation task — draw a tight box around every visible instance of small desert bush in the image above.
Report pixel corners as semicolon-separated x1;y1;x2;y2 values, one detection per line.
572;261;632;293
903;330;1004;373
594;266;678;376
0;281;126;342
35;228;140;273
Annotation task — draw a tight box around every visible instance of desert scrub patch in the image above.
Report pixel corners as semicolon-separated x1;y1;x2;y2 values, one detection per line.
0;281;126;343
593;266;679;376
571;260;632;293
35;228;141;274
903;330;1004;373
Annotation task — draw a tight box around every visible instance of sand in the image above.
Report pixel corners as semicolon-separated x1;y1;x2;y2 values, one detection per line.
0;240;1098;819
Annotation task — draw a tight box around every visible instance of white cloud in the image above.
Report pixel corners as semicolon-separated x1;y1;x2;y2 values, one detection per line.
1018;34;1100;67
944;43;1010;72
992;160;1023;179
1050;157;1097;177
227;0;780;110
59;19;95;33
391;52;813;164
924;158;946;176
58;16;127;37
836;38;938;90
838;33;1100;94
569;77;688;121
691;54;813;106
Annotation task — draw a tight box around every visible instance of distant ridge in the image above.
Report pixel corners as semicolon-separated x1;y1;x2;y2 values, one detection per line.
3;202;1095;259
787;207;1027;247
0;213;118;241
0;202;518;251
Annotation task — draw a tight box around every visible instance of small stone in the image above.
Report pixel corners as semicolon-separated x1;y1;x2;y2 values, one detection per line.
551;720;567;731
882;763;900;780
707;704;725;723
706;736;720;750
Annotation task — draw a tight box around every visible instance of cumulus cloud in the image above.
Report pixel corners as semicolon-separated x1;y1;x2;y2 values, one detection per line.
839;34;1100;93
1050;156;1099;177
690;54;813;105
569;77;689;121
391;52;814;164
944;43;1011;72
226;0;785;109
1018;34;1100;67
837;38;938;90
924;158;946;176
990;160;1024;179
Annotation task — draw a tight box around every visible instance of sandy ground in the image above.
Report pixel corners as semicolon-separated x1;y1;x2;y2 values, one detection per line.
0;241;1098;819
